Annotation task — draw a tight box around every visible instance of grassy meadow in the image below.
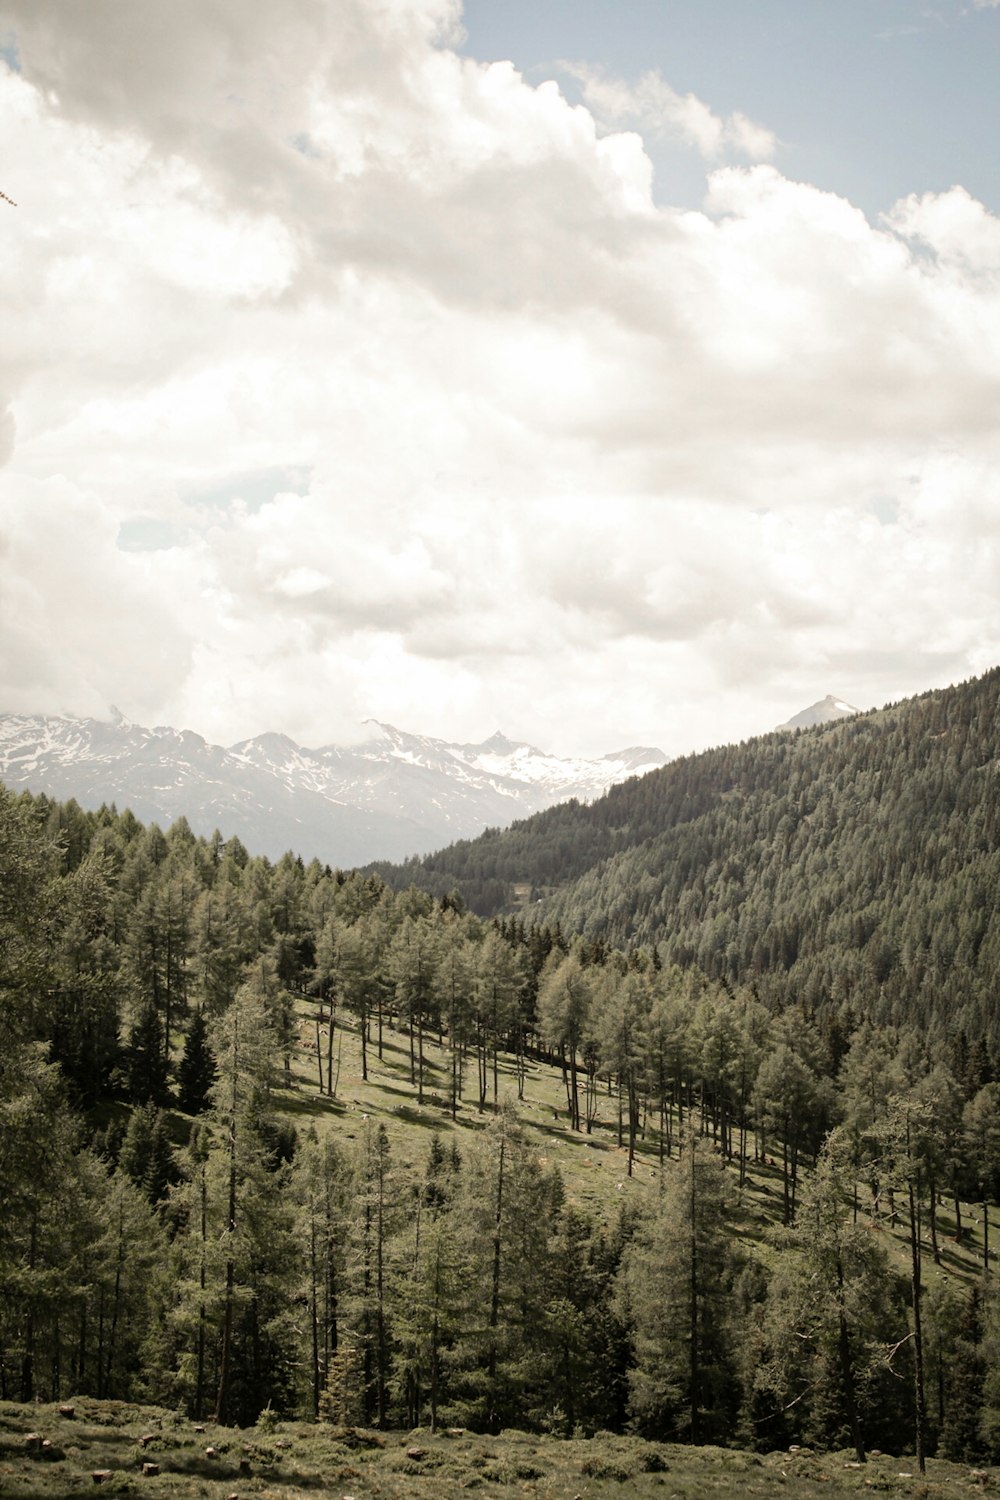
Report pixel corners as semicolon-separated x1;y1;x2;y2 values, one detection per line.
0;1397;994;1500
273;996;994;1289
31;994;994;1499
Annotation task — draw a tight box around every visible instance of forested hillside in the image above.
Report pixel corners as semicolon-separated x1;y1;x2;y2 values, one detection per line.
374;668;1000;1050
3;758;1000;1469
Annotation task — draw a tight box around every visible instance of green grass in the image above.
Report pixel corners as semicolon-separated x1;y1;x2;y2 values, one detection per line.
0;1400;994;1500
267;1001;995;1295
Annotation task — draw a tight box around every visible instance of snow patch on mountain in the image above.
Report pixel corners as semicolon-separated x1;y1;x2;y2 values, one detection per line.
776;695;861;732
0;711;669;868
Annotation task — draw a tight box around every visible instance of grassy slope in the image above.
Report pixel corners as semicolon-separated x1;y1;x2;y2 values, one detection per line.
0;1398;992;1500
47;1000;989;1499
278;997;992;1287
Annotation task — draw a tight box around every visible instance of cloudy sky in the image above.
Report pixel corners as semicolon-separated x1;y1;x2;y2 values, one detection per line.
2;0;1000;759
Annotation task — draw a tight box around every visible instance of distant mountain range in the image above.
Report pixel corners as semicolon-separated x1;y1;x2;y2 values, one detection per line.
0;711;667;867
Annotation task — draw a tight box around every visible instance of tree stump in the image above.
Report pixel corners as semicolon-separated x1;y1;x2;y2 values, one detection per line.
92;1472;114;1485
142;1462;160;1476
24;1434;43;1452
59;1404;75;1418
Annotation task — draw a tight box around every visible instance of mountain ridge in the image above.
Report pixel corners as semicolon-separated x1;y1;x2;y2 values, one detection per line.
776;693;860;731
0;710;667;868
368;668;1000;1044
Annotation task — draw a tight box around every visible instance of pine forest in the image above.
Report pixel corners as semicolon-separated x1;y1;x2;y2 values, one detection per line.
4;669;1000;1490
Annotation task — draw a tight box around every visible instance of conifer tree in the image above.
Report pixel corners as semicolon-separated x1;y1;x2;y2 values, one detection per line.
753;1133;903;1462
391;1133;463;1429
292;1131;351;1418
449;1102;551;1431
203;969;300;1424
177;1007;217;1115
537;952;592;1131
345;1120;396;1425
616;1140;739;1443
123;997;169;1105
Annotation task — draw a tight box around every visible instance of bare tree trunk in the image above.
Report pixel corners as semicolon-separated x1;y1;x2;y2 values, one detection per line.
195;1160;207;1419
837;1253;866;1464
487;1127;506;1431
908;1153;927;1474
315;1014;324;1094
689;1143;699;1443
214;1018;240;1426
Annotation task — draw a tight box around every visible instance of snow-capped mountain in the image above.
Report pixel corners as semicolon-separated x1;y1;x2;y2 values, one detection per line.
0;711;667;867
776;695;860;732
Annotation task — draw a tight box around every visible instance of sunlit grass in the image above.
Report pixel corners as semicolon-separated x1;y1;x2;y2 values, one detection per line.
266;998;994;1297
0;1400;994;1499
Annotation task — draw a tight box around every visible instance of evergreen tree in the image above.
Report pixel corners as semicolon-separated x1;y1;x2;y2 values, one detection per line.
201;972;300;1424
752;1133;904;1462
537;952;592;1131
122;997;169;1105
449;1102;551;1431
616;1140;739;1443
933;1283;986;1462
391;1133;463;1429
177;1007;216;1115
292;1131;351;1419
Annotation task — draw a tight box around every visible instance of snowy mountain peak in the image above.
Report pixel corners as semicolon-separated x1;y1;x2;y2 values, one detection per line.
776;695;861;732
0;710;669;868
479;730;531;754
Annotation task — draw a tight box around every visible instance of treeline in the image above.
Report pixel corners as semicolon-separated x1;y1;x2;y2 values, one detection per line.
4;785;1000;1463
372;669;1000;1052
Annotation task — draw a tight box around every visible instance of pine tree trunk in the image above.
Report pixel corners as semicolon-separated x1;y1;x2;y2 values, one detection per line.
375;1145;387;1427
928;1173;940;1264
689;1144;699;1443
20;1212;36;1401
214;1023;240;1426
310;1207;320;1418
196;1161;207;1419
315;1014;324;1094
908;1160;927;1474
836;1253;866;1464
487;1128;506;1431
105;1193;125;1397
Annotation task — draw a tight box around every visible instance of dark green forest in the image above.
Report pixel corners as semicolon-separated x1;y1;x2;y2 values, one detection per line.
3;667;1000;1469
374;668;1000;1051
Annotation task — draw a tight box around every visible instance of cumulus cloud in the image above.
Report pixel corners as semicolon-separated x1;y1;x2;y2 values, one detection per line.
562;63;777;162
0;0;999;758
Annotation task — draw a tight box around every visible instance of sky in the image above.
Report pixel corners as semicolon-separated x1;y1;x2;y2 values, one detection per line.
1;0;1000;760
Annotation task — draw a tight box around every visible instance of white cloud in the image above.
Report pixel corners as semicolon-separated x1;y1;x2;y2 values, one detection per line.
0;1;998;762
562;63;777;162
